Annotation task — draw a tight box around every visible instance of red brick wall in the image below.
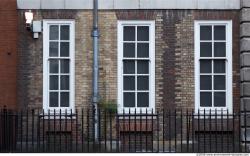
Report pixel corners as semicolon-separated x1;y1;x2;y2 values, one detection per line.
0;0;17;109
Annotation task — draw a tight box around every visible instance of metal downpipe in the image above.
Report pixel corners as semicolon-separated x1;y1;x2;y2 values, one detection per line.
92;0;100;142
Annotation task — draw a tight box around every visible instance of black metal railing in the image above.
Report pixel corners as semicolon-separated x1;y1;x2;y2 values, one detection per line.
0;107;248;153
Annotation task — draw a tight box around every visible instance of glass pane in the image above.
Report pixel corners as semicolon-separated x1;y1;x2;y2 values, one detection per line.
214;75;225;90
137;76;149;90
60;42;69;57
123;61;135;74
49;25;59;40
200;75;212;90
50;60;59;73
60;92;69;107
60;25;70;40
61;75;69;90
200;26;212;40
124;92;135;107
200;42;212;57
61;60;70;73
50;75;58;90
137;92;149;107
123;43;135;58
123;76;135;90
214;26;226;40
49;42;59;57
200;60;211;73
49;92;58;107
214;42;226;57
137;43;149;58
200;92;212;107
137;61;149;74
123;26;135;41
137;26;149;41
214;60;225;73
214;92;226;107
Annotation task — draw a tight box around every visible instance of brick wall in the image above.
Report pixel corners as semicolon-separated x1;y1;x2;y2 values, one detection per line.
17;10;240;112
0;0;17;109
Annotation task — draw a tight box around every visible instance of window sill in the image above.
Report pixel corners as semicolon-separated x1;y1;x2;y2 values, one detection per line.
117;113;157;120
117;108;155;114
39;113;77;120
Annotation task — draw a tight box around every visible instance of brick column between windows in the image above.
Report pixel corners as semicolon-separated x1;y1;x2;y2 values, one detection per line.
240;0;250;144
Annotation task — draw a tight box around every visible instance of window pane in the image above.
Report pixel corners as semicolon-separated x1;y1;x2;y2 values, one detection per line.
60;25;70;40
200;42;212;57
50;75;58;90
200;60;211;73
214;75;225;90
49;42;59;57
123;26;135;41
137;26;149;41
123;76;135;90
123;61;135;74
61;60;70;73
200;26;212;40
137;61;149;74
200;92;212;107
214;42;226;57
124;92;135;107
49;25;59;40
137;43;149;58
200;75;212;90
50;60;59;73
214;92;226;107
214;60;225;73
60;42;69;57
137;92;149;107
137;76;149;90
61;75;69;90
123;43;135;58
49;92;58;107
60;92;69;107
214;26;226;40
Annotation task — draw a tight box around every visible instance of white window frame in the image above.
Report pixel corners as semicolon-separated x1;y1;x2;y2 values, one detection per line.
117;20;155;114
194;20;232;114
43;20;75;113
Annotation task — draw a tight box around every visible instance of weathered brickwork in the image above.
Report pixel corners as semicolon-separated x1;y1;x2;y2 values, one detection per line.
0;0;18;109
17;10;240;112
175;11;194;110
98;11;118;104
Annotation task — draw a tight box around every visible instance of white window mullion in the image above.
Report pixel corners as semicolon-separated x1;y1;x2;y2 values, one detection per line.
135;26;138;109
58;25;61;108
212;60;214;108
58;59;61;108
211;25;214;108
225;26;228;111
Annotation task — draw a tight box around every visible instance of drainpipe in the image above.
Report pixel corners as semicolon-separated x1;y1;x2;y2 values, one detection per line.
92;0;100;142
